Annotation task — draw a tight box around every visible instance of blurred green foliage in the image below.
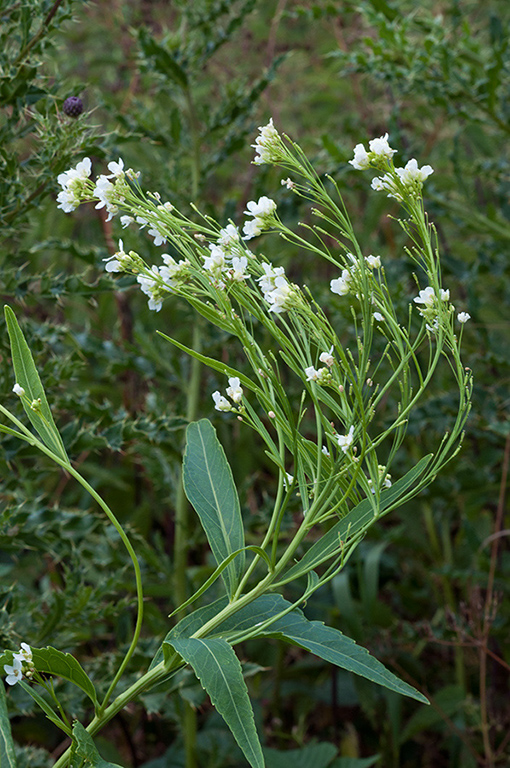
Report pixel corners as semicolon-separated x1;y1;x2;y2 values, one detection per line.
0;0;509;766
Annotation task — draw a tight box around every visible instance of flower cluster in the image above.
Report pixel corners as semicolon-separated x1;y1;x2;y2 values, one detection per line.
305;365;331;385
330;253;381;298
212;377;244;412
243;197;277;240
414;285;451;331
257;262;297;314
4;642;34;686
203;225;250;286
350;134;433;200
252;118;283;165
56;157;92;212
368;465;392;494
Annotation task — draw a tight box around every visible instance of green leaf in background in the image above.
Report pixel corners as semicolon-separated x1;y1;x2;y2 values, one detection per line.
0;679;17;768
279;455;433;584
167;637;264;768
264;741;337;768
32;647;98;709
399;685;465;743
330;757;380;768
70;722;123;768
183;419;245;597
4;306;69;464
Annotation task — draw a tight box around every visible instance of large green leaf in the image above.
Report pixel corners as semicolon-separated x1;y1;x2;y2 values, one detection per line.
153;592;425;703
265;614;428;704
0;679;16;768
183;419;245;596
32;647;98;709
278;455;433;584
167;637;264;768
4;306;69;464
70;722;123;768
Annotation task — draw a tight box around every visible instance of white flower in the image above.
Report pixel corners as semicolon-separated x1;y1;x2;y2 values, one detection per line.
245;196;277;218
203;244;227;279
368;133;397;160
366;254;381;269
458;312;471;324
148;225;167;246
137;266;165;311
305;366;320;381
57;157;92;189
12;383;25;397
265;275;295;314
371;173;402;200
349;143;370;170
319;348;334;367
322;446;330;457
94;175;119;221
257;263;285;294
56;158;92;212
120;215;133;228
414;286;450;309
212;391;231;412
337;425;354;454
281;177;295;189
226;377;243;403
414;286;436;308
218;224;240;249
103;239;127;273
14;643;32;664
374;312;384;322
395;158;434;186
106;158;125;178
252;118;280;165
242;219;263;240
161;253;189;281
330;269;352;296
4;658;22;686
230;256;248;281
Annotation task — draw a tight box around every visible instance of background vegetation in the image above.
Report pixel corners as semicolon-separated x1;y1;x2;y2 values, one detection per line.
0;0;508;766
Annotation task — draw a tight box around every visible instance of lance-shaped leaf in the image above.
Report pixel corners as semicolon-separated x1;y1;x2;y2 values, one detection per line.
183;419;245;597
0;679;16;768
4;306;69;464
32;647;98;710
166;637;264;768
71;722;123;768
265;613;428;704
277;455;433;585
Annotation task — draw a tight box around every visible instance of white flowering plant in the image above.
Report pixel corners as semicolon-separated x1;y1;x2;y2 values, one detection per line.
0;122;472;768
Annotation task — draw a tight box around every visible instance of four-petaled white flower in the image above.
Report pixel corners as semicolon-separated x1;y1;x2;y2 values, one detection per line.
212;391;231;412
337;425;355;454
368;133;397;160
243;196;277;240
319;348;334;367
14;642;32;664
106;158;125;178
395;158;434;186
458;312;471;324
226;377;243;403
366;254;381;269
349;143;371;170
56;157;92;212
330;269;352;296
4;658;22;686
12;383;25;397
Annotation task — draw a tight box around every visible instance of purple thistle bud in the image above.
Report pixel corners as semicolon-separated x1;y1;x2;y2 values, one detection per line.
63;96;84;118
